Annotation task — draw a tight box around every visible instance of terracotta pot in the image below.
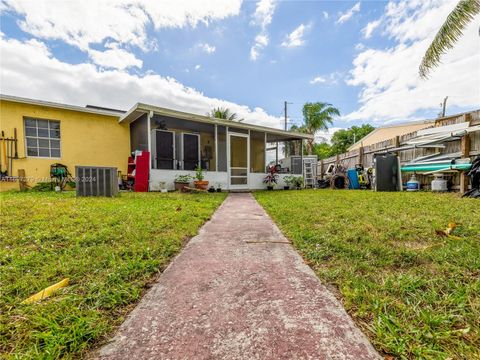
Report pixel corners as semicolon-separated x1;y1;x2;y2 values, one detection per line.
194;180;209;190
174;182;189;191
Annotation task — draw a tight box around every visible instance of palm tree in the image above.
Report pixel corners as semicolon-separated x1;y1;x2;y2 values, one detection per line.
207;107;239;121
301;102;340;155
419;0;480;79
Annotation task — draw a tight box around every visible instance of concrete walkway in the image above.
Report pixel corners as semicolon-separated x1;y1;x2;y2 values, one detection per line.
98;193;380;360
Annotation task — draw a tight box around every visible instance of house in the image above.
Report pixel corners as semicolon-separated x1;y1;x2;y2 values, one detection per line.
0;94;312;191
0;95;130;191
348;120;435;151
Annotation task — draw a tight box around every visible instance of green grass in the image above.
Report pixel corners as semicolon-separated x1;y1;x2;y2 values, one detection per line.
255;190;480;360
0;191;226;359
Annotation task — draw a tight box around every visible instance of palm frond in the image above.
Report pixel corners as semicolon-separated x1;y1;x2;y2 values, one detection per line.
207;107;238;121
301;101;340;134
419;0;480;79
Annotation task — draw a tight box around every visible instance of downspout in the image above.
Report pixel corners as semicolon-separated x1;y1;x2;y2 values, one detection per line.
301;139;304;179
214;123;218;172
147;110;153;191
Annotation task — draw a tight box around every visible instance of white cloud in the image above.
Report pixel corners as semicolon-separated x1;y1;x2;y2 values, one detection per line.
251;0;276;30
309;76;326;84
255;34;269;47
362;19;381;39
250;34;270;61
281;23;310;48
0;35;284;129
1;0;242;51
336;2;361;25
323;11;329;19
315;127;344;144
355;43;366;51
194;64;201;70
344;0;480;123
88;44;143;70
197;42;216;54
250;47;260;61
250;0;276;61
310;72;343;85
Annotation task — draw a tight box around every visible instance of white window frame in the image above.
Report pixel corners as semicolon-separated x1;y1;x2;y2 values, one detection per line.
24;117;61;159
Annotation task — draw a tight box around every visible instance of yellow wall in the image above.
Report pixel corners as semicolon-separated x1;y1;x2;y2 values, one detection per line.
0;100;130;190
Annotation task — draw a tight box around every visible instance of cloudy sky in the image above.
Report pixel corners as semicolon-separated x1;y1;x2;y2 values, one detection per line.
1;0;479;139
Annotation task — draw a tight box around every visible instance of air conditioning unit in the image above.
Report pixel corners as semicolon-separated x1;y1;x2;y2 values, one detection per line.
76;166;118;197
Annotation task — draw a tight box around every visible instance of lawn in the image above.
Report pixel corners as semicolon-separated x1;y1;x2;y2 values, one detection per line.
0;191;226;359
255;190;480;360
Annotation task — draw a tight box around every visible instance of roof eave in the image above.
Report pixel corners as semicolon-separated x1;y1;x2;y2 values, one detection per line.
0;94;123;117
120;103;313;140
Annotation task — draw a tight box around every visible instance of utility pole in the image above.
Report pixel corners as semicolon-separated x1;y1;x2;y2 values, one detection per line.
284;101;288;131
441;96;448;117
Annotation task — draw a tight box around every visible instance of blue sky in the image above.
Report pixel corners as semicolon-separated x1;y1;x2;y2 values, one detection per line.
1;0;479;140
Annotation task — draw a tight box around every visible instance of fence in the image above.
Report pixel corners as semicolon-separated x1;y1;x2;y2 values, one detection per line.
317;110;480;191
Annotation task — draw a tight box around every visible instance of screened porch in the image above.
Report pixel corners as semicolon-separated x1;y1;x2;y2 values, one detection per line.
120;103;312;190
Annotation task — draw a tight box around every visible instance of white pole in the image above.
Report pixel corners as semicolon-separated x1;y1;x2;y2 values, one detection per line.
147;110;153;191
215;124;218;172
264;132;267;171
301;139;304;178
248;129;251;174
275;141;278;164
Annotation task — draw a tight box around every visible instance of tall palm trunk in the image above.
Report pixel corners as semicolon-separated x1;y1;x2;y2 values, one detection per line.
306;138;314;155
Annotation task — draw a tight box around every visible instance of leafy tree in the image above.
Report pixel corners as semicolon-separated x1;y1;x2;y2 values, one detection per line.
207;107;238;121
330;124;375;155
301;102;340;154
312;142;334;159
419;0;480;78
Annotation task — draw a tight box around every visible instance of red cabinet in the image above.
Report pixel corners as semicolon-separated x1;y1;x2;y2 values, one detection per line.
128;151;150;192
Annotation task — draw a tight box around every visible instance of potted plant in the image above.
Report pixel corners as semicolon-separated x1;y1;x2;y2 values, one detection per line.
174;174;192;191
216;182;222;192
293;176;304;190
194;165;209;190
263;165;278;190
283;175;295;190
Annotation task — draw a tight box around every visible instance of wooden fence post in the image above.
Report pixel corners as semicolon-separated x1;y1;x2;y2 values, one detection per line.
358;146;364;166
460;134;471;194
18;169;27;191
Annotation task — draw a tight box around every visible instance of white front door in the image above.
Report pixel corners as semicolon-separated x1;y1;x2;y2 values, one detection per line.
228;132;249;189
